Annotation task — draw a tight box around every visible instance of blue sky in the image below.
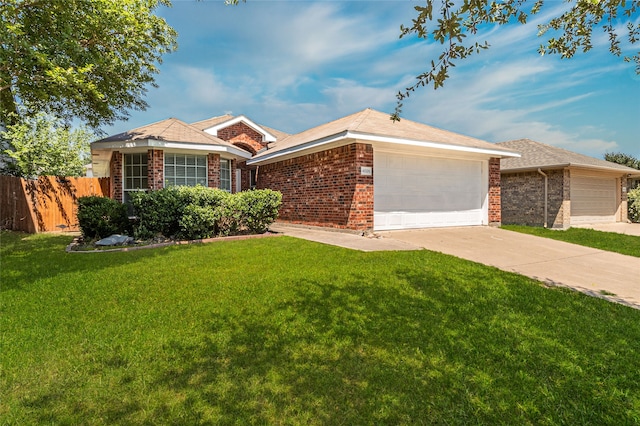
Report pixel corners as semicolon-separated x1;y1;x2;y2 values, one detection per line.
105;0;640;159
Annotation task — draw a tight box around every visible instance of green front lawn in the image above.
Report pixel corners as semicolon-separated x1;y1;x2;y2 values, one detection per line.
502;225;640;258
2;231;640;424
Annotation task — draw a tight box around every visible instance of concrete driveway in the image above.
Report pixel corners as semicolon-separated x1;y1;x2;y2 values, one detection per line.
380;226;640;309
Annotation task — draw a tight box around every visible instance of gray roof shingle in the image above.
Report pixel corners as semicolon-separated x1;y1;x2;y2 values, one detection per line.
253;108;517;160
497;139;640;174
94;117;242;150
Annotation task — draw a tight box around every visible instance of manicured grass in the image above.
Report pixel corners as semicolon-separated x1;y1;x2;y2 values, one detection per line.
2;230;640;424
502;225;640;258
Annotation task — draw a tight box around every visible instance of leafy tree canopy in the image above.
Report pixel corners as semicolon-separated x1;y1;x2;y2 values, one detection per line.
1;112;94;178
605;152;640;170
391;0;639;119
0;0;177;129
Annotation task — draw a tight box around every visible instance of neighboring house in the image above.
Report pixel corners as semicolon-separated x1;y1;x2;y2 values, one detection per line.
497;139;640;228
91;108;519;232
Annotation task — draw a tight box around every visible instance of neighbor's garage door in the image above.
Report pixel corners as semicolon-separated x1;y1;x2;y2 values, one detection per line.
374;152;484;230
570;172;617;224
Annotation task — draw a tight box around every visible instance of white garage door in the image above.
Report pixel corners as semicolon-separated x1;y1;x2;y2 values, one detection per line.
571;173;617;224
374;152;485;230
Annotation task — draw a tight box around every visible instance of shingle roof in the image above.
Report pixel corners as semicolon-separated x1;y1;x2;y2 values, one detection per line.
497;139;640;174
191;115;290;141
253;108;517;160
94;117;242;149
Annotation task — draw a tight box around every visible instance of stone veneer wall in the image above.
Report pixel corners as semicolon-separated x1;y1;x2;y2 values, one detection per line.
257;143;374;230
501;168;567;228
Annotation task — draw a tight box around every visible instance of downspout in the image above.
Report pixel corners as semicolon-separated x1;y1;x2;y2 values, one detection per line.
537;168;548;228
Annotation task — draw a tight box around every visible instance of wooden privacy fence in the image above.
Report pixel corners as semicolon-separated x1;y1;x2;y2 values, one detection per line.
0;176;110;233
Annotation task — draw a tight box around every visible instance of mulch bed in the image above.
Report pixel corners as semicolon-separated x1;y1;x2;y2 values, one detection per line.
66;232;280;253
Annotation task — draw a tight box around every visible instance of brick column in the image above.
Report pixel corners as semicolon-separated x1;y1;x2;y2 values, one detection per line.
347;143;374;231
488;157;501;226
110;151;123;202
147;149;164;190
207;153;220;189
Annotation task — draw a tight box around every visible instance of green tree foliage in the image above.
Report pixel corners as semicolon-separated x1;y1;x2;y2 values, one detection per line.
0;0;177;128
391;0;639;119
1;112;94;178
604;152;640;170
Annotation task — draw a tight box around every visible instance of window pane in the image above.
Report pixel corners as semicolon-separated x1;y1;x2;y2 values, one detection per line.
176;156;185;166
197;156;206;166
187;156;195;166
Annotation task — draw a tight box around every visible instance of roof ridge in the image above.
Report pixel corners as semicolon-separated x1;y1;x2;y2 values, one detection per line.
349;108;373;131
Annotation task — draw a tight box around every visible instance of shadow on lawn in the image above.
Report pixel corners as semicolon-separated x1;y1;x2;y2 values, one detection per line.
145;267;638;424
0;231;180;292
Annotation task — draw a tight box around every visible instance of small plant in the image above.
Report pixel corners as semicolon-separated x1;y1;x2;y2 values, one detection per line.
76;196;130;239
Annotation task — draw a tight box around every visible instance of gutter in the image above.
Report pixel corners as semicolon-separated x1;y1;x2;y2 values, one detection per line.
538;168;548;228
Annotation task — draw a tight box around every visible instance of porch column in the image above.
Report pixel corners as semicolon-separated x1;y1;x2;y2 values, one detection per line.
488;157;501;226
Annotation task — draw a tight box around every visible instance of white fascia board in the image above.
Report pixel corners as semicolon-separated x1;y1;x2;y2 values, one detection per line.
351;131;521;158
91;139;252;159
247;131;349;165
248;130;519;165
202;115;277;143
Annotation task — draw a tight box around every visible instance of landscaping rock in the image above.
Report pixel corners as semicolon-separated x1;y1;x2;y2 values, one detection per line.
95;234;134;246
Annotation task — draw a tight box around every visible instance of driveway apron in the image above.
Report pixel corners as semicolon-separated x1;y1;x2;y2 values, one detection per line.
380;226;640;309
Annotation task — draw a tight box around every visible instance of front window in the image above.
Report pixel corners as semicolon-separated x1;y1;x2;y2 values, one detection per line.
164;153;207;187
220;159;231;192
124;153;148;203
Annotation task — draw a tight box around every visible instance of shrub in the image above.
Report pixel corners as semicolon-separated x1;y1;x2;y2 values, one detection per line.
130;186;282;239
629;187;640;223
178;204;219;240
130;188;184;239
76;196;130;239
237;189;283;234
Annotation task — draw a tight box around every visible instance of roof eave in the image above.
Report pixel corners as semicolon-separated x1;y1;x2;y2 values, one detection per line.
90;139;252;159
501;162;640;176
248;130;520;165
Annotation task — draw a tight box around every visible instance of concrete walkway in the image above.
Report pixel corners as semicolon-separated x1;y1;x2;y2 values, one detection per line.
572;222;640;236
271;223;640;309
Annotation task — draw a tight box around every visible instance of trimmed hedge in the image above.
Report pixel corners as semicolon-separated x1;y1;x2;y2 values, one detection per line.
77;187;282;241
130;186;282;240
76;196;131;239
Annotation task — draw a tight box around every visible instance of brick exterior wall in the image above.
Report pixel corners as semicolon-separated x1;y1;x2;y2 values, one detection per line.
257;143;374;231
501;168;568;228
148;149;164;190
217;122;265;154
207;153;221;189
110;151;123;202
488;157;501;226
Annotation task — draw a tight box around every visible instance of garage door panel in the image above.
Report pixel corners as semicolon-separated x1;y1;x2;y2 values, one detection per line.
570;174;616;224
374;152;485;230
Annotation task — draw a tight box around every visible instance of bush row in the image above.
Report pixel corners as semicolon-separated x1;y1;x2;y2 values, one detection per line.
77;187;282;240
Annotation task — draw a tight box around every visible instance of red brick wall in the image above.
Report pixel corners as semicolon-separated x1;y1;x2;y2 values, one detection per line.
257;143;374;231
217;122;265;154
207;153;220;189
110;151;123;202
148;149;164;190
488;157;501;226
